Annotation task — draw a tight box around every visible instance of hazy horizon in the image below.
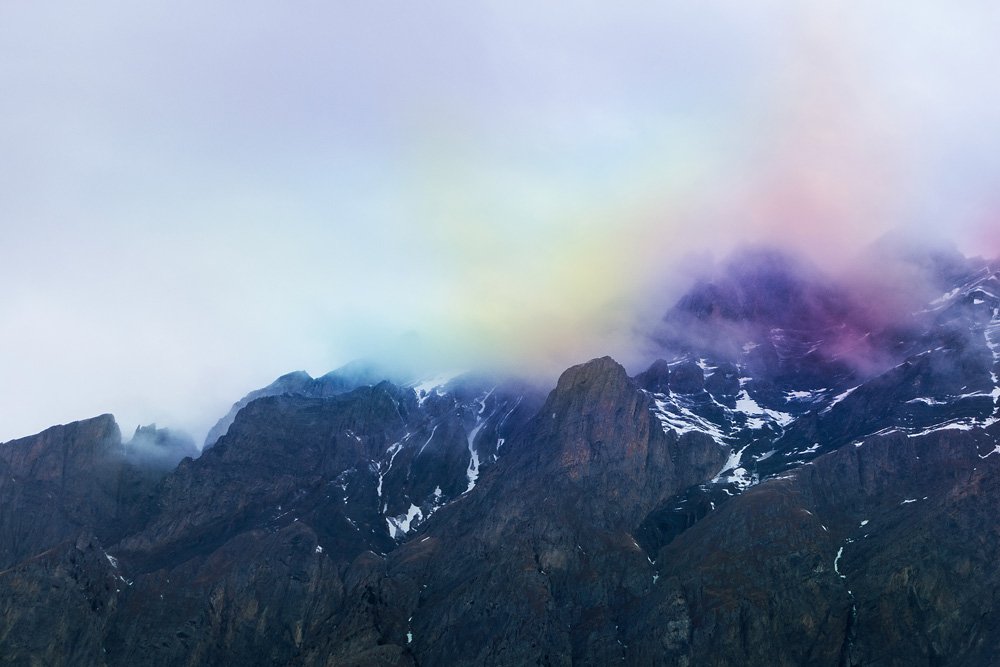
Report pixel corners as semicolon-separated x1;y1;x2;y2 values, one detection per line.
3;2;1000;443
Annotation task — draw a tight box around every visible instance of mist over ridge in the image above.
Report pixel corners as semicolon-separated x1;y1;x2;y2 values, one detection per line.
3;1;1000;443
5;4;1000;664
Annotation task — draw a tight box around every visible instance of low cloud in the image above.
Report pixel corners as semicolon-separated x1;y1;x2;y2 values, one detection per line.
1;2;998;441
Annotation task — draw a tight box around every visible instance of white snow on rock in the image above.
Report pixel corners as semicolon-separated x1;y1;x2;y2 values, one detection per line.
410;371;464;406
712;444;755;489
785;389;824;401
377;441;403;500
651;395;727;442
905;419;984;438
930;287;961;306
387;503;424;540
985;321;1000;402
906;397;951;406
651;396;726;441
820;386;859;415
417;425;439;457
464;389;495;493
735;391;794;429
834;546;845;577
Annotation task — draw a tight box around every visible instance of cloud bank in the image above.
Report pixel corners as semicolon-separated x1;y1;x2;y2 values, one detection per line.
1;1;999;441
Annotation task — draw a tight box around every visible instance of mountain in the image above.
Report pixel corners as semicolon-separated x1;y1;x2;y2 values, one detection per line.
202;360;414;449
1;244;999;665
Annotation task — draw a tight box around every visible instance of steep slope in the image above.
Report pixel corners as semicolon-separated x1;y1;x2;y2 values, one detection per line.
0;415;160;569
0;417;181;662
1;245;999;666
621;425;1000;666
203;360;411;449
0;373;540;665
350;358;728;666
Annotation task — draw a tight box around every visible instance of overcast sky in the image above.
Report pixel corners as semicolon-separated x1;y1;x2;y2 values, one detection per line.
2;1;1000;443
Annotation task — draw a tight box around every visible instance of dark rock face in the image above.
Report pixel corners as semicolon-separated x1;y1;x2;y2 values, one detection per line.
0;415;160;570
667;360;704;394
367;357;727;667
0;533;124;665
633;427;1000;667
202;360;409;449
634;358;670;394
2;246;1000;666
705;361;741;399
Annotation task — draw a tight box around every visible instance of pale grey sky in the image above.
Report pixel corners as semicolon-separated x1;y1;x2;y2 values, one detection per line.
2;1;999;442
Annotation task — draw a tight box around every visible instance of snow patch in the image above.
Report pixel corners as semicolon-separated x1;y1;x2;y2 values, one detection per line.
387;503;424;539
735;390;794;428
984;322;1000;403
785;389;824;401
820;386;859;414
376;441;403;500
464;389;495;493
411;371;464;406
417;425;439;457
930;287;960;305
712;444;755;490
651;395;727;442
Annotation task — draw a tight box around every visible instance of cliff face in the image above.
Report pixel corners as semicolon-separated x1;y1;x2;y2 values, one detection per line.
360;357;726;667
0;415;142;569
2;250;1000;666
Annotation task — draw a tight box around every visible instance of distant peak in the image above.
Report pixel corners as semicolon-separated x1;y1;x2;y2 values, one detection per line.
276;370;313;383
556;356;628;388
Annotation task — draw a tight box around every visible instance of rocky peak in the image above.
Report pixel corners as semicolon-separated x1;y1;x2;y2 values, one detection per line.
530;357;647;476
4;245;1000;666
0;414;150;570
634;358;671;394
510;356;726;528
204;361;414;449
0;413;122;481
667;361;705;394
673;247;838;327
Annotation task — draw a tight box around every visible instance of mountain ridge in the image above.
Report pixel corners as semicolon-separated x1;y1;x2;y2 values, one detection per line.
1;243;999;665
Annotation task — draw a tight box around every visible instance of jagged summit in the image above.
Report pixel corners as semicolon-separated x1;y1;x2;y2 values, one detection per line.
202;360;414;449
671;246;842;326
1;243;1000;665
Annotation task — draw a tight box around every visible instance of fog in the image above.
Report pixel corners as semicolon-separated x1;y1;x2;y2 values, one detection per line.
2;1;999;442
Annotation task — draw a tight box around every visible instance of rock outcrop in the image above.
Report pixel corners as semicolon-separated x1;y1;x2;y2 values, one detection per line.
1;246;999;666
